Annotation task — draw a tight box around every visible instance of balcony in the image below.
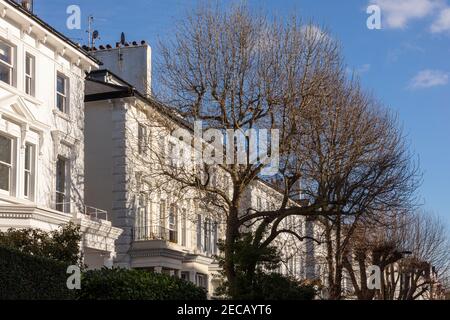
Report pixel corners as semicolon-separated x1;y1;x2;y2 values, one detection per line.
54;201;108;221
133;225;178;244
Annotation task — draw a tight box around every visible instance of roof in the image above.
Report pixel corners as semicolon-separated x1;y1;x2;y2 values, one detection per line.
3;0;100;65
85;69;192;130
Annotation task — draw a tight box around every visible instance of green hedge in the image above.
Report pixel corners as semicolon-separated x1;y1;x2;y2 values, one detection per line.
0;246;74;300
0;246;206;300
78;268;207;300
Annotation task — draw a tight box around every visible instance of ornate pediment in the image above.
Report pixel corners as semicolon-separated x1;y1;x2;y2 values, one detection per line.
0;95;48;131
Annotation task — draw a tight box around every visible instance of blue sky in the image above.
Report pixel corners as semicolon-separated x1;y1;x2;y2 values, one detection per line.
34;0;450;225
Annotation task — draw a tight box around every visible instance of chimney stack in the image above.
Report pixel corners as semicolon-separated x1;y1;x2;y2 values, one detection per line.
92;37;152;96
20;0;33;12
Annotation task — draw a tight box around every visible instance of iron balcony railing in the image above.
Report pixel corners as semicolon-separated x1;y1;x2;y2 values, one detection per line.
54;202;108;221
133;225;178;243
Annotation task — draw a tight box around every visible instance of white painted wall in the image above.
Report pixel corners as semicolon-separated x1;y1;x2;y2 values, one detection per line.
0;0;121;269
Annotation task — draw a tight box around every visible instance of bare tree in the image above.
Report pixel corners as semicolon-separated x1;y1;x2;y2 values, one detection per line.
145;4;420;298
343;211;450;300
387;212;450;300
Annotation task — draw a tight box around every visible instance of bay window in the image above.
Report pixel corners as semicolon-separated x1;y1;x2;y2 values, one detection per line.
181;208;187;246
196;214;202;250
0;135;12;192
135;192;148;240
24;144;34;199
0;40;14;86
55;156;68;212
159;200;166;239
169;203;178;243
204;217;211;253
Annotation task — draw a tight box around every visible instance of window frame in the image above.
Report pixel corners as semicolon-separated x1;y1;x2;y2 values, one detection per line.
181;208;187;247
0;134;13;193
0;39;15;86
168;203;178;243
23;143;35;199
56;72;68;113
55;156;68;212
196;273;208;290
196;214;202;251
138;123;148;155
25;53;35;96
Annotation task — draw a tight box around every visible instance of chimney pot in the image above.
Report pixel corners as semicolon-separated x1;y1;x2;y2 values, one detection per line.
20;0;33;12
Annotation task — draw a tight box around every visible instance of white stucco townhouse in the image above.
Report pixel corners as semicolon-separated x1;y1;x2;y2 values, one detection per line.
0;0;121;268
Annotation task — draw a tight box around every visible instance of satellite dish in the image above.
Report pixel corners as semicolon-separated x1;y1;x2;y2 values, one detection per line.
92;30;99;40
120;32;126;45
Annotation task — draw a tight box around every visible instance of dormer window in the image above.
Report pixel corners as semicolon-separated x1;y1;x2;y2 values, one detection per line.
0;40;14;86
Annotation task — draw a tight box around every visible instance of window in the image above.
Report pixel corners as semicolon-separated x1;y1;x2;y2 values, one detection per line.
25;54;35;96
56;73;68;113
180;272;190;281
24;144;34;199
196;273;207;290
196;214;202;250
204;218;211;254
213;222;218;254
136;193;148;240
0;40;14;85
256;196;262;211
168;204;178;243
159;200;166;237
138;124;148;155
55;157;68;212
181;208;187;246
168;142;176;166
0;135;12;192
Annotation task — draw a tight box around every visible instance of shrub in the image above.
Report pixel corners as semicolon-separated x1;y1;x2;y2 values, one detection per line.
250;273;316;300
0;246;74;300
77;268;207;300
0;223;82;265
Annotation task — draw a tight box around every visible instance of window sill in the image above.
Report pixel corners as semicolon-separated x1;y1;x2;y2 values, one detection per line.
0;81;43;106
53;109;71;121
0;193;35;205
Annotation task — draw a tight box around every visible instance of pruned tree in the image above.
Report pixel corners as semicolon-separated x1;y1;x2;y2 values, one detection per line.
343;211;450;300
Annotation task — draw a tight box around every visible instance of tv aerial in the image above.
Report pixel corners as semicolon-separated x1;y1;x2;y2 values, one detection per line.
86;15;100;48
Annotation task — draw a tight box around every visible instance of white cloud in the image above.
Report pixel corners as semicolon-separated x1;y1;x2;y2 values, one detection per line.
409;69;449;89
300;25;331;42
370;0;441;29
346;64;371;76
431;8;450;32
357;64;371;74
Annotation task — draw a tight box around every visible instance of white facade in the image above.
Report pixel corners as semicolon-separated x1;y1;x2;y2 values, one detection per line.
84;44;318;295
0;0;121;269
85;71;222;294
